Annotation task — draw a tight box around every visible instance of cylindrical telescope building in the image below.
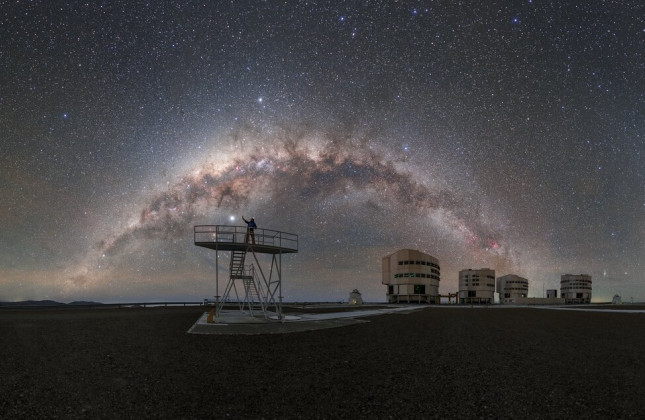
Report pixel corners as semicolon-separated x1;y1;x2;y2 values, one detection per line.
496;274;529;304
560;274;592;304
382;249;440;303
459;268;495;304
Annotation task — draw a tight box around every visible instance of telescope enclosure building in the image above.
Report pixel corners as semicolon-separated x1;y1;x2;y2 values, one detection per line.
560;274;592;304
459;268;495;304
382;249;440;304
497;274;529;304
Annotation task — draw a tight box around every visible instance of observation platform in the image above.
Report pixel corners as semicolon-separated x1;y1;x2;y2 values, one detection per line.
194;225;298;254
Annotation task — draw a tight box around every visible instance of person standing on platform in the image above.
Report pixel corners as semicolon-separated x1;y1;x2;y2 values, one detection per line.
242;216;257;244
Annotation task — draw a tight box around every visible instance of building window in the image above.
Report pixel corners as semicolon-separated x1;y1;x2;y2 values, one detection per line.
414;284;426;294
468;291;476;297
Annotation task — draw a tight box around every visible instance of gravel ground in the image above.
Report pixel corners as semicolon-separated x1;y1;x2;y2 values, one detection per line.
1;306;644;419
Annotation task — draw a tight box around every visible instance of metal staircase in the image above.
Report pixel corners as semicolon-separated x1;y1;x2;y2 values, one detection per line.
230;250;247;278
221;248;268;318
242;276;262;312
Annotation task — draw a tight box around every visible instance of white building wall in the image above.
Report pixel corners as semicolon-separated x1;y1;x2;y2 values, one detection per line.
458;268;495;304
382;249;440;303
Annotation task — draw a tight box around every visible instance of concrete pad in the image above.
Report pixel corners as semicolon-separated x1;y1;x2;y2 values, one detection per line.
187;312;368;335
187;305;426;335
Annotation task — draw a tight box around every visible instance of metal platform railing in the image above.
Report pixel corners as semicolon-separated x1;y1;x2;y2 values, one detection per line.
194;225;298;252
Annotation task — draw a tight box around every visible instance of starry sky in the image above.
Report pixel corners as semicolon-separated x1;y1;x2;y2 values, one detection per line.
1;1;643;303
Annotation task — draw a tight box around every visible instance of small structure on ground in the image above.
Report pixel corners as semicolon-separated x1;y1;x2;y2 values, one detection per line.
348;289;364;305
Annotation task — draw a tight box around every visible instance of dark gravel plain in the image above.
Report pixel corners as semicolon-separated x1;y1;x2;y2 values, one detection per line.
1;305;644;419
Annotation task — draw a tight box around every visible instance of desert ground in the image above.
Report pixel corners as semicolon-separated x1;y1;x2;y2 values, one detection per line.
1;305;644;419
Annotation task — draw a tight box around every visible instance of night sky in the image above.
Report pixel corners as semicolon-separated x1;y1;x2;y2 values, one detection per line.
1;1;643;303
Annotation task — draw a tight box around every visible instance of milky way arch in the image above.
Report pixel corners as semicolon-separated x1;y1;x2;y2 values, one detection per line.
98;130;508;264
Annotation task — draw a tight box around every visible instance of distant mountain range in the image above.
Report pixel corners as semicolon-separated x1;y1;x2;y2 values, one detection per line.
0;300;103;307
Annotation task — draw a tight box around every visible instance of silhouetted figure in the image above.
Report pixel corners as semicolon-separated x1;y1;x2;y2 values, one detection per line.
242;216;257;244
